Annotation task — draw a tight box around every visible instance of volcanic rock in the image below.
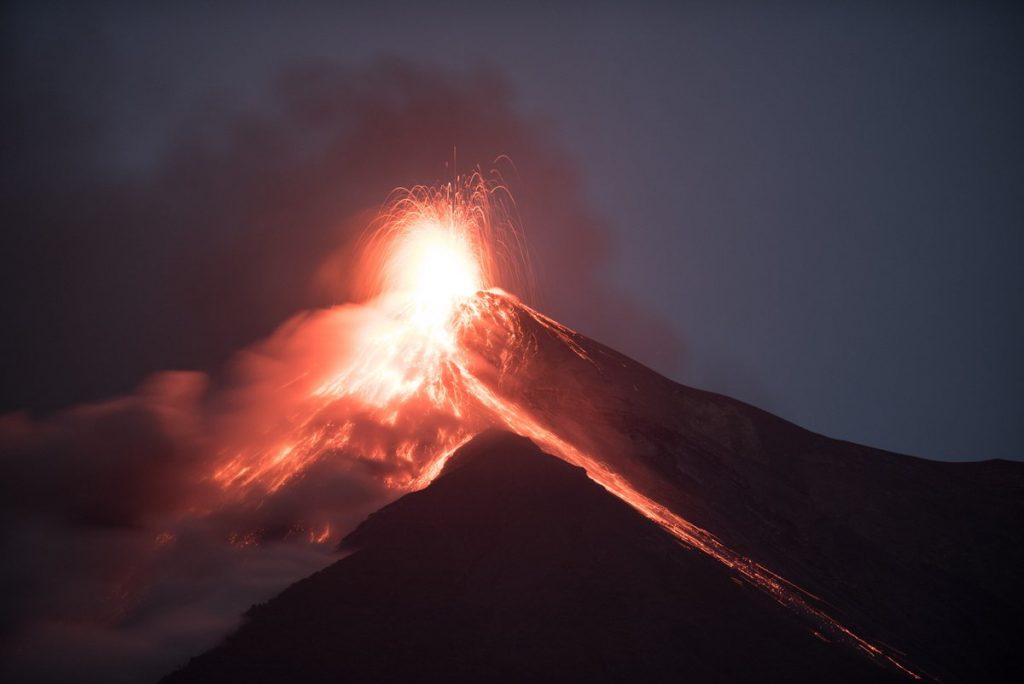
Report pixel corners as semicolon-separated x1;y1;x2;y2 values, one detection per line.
162;431;899;683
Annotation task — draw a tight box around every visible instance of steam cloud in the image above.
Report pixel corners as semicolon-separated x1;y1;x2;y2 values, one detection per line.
0;58;681;681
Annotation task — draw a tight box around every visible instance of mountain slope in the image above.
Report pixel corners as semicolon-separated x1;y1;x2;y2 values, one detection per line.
458;292;1024;681
163;431;898;683
456;292;1024;679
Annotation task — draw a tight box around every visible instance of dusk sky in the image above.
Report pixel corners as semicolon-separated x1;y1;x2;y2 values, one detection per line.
3;0;1022;461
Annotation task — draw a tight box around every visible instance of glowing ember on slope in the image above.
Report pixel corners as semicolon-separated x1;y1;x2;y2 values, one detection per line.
313;174;534;407
210;173;530;509
205;174;922;679
378;222;482;327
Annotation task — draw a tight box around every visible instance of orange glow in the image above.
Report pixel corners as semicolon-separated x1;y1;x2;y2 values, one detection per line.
380;221;482;328
205;174;921;679
210;173;528;497
354;173;533;308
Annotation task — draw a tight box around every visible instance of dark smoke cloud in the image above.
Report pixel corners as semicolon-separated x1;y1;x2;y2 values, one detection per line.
1;51;681;415
0;304;461;682
1;39;683;680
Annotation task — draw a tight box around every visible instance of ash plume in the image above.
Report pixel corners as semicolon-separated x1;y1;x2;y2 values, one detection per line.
0;57;681;682
1;54;682;415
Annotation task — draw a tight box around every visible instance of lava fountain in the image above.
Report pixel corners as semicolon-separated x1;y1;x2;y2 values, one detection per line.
209;174;531;500
208;173;921;679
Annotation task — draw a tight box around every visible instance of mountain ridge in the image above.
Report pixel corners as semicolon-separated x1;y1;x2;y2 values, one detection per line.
163;430;900;683
456;292;1024;680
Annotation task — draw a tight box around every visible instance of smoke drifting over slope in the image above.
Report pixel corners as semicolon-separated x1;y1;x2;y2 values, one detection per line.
1;56;681;415
1;58;686;679
0;310;392;681
1;56;683;680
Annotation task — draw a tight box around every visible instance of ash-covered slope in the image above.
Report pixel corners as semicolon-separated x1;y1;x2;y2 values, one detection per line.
164;431;894;683
459;292;1024;681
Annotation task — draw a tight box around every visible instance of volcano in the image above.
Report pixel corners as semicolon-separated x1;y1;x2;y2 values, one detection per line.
163;291;1022;682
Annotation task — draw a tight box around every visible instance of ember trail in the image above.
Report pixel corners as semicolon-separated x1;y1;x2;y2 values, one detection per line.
211;174;922;679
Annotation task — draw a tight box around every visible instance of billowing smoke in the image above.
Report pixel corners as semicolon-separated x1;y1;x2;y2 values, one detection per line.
1;56;682;415
0;57;682;681
0;313;353;680
0;297;494;680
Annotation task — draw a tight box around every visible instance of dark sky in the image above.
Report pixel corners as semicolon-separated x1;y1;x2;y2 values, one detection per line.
3;1;1022;461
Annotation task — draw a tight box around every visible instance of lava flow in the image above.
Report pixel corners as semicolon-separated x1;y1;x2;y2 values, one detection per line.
208;174;922;679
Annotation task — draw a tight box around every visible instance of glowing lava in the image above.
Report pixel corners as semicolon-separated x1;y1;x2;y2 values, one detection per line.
379;221;482;328
211;174;528;498
208;173;923;679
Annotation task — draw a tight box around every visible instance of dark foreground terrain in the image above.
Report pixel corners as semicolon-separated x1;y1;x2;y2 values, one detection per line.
164;431;901;683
